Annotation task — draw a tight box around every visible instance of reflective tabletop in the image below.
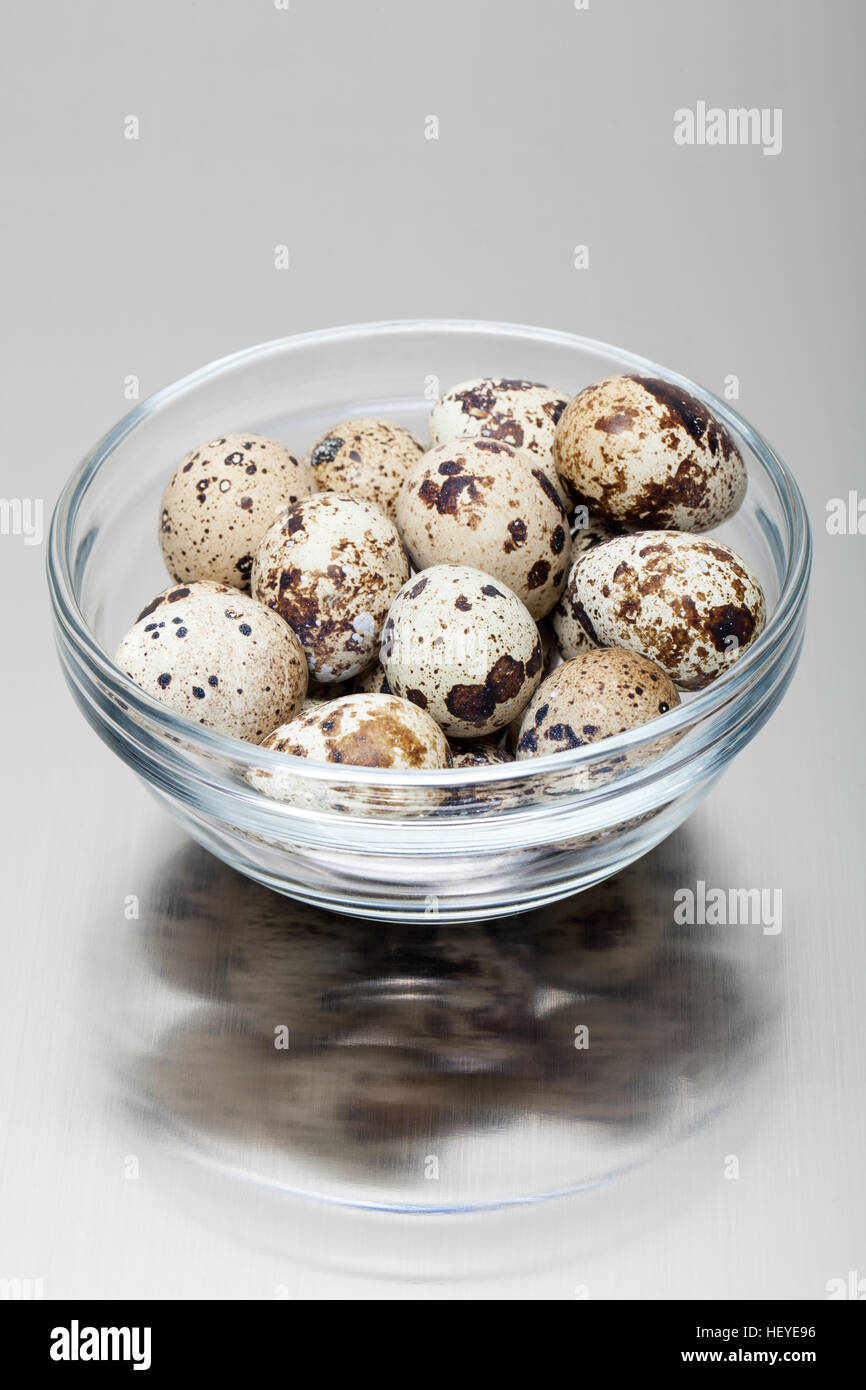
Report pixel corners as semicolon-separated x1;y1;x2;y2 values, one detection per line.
2;0;864;1299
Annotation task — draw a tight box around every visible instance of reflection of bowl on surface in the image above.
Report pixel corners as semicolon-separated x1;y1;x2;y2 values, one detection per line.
126;842;769;1207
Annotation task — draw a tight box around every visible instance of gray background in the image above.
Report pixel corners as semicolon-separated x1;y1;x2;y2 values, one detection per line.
1;0;864;1298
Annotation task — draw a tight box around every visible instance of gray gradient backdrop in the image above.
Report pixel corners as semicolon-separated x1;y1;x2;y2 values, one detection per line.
1;0;864;1298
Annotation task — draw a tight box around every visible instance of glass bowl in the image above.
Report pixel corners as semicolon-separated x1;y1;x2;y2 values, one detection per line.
47;320;811;922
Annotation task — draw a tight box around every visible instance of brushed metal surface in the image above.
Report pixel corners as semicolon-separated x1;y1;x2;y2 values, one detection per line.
1;0;864;1297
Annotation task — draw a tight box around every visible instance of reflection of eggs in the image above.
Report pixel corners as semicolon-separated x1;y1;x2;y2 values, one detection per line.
554;375;747;531
567;531;766;689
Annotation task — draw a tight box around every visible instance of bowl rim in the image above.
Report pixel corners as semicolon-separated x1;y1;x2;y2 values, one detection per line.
47;317;812;788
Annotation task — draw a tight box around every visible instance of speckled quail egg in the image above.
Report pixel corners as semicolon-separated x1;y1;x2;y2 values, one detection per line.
381;564;543;739
251;492;409;683
350;660;392;695
514;648;680;760
570;511;624;551
298;680;351;715
506;619;564;750
553;375;747;531
448;740;513;769
553;580;598;661
250;693;452;818
159;433;315;590
396;438;571;620
429;377;570;506
568;531;766;689
309;418;424;520
257;693;451;770
115;580;308;741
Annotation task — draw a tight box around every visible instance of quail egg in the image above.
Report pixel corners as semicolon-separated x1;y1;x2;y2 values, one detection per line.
251;492;409;682
396;438;571;620
351;660;392;695
429;377;570;506
567;531;766;689
115;580;308;741
506;619;564;749
552;579;598;661
570;511;624;551
309;418;424;520
159;433;315;590
381;564;543;739
258;693;451;769
448;740;513;769
514;647;680;760
553;375;747;531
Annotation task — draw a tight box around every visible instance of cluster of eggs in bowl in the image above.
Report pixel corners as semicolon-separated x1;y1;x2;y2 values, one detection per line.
114;373;765;808
48;322;809;919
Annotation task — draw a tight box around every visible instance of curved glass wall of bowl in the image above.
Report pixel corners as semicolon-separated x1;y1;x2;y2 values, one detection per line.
48;321;811;921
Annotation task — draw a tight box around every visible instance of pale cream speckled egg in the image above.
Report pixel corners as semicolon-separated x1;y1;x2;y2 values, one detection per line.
115;580;308;741
514;648;680;760
429;377;570;506
159;433;315;590
381;564;543;739
251;492;409;683
395;438;571;620
257;694;451;769
567;531;766;689
553;375;747;531
309;418;424;519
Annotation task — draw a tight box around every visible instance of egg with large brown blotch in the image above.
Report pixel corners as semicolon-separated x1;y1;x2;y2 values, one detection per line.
115;580;308;741
514;648;680;761
553;375;747;531
396;438;571;619
251;492;409;683
159;433;315;590
257;693;452;770
567;531;766;689
381;564;543;739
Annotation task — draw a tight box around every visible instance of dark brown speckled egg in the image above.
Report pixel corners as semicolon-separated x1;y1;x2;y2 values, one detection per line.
565;531;766;689
251;492;409;684
553;375;747;531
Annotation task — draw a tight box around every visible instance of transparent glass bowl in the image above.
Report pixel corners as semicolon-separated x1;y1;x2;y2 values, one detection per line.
48;320;811;922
